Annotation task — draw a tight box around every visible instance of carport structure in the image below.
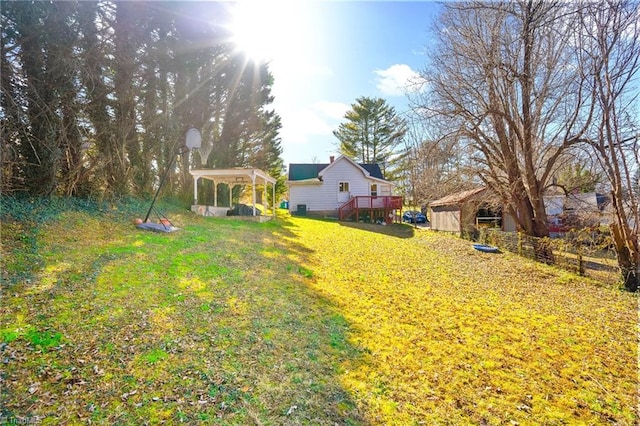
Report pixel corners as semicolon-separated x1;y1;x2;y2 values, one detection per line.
190;168;276;219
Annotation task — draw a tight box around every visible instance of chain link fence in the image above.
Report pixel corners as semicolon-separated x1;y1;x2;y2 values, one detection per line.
467;228;621;286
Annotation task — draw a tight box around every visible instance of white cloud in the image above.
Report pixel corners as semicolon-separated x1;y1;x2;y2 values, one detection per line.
312;101;350;120
278;108;333;144
276;100;351;165
278;106;340;165
276;101;349;144
373;64;423;97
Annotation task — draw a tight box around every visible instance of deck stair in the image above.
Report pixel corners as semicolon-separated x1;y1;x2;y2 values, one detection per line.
338;196;403;223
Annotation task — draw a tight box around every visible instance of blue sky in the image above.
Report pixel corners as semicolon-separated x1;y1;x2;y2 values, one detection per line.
234;1;442;167
230;1;640;178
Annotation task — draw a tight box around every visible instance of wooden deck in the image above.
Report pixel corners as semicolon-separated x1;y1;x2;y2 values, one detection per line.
338;196;403;223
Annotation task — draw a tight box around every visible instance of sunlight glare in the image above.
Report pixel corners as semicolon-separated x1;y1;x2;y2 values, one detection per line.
231;1;299;62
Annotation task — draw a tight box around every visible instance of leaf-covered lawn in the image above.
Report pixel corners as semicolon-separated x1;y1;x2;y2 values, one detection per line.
1;212;637;425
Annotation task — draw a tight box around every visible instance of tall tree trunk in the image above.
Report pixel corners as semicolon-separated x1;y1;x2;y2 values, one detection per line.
580;1;640;291
46;1;83;196
610;222;639;292
13;3;60;195
112;1;141;195
1;7;24;194
77;1;116;195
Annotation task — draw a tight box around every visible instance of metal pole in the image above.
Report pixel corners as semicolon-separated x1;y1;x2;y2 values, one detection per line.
144;147;183;223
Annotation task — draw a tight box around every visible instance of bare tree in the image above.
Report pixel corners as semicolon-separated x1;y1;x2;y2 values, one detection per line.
398;114;476;208
578;0;639;291
416;1;592;245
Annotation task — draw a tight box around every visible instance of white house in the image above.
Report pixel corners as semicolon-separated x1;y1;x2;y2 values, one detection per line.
286;155;399;220
545;192;611;232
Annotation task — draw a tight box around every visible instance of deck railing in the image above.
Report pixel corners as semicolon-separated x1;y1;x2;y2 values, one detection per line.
338;196;403;221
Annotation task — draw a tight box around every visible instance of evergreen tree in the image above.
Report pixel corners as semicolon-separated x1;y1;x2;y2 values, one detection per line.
0;1;285;198
333;97;406;169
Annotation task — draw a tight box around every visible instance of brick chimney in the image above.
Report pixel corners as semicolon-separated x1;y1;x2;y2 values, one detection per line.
329;156;335;163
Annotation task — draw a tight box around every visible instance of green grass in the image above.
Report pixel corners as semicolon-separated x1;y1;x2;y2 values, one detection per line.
0;204;637;425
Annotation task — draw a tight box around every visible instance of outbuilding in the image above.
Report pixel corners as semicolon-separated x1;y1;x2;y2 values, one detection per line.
429;187;516;234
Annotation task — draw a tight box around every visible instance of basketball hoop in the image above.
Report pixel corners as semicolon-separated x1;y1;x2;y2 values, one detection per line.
185;128;202;151
142;128;202;224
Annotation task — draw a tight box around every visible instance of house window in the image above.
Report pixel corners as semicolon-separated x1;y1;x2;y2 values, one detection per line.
339;182;349;192
370;184;378;197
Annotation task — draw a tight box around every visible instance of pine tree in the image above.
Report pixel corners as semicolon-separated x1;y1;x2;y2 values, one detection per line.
333;97;406;169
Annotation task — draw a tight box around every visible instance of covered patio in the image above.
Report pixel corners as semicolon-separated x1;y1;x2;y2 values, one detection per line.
190;168;277;220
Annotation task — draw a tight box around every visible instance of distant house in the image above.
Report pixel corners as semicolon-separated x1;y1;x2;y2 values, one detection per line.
287;155;400;221
429;187;517;234
545;192;611;233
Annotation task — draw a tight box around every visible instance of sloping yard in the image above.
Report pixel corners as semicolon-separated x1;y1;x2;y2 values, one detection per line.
1;210;637;424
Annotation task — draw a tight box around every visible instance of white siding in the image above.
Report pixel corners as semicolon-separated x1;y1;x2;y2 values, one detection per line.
289;184;323;212
288;157;392;213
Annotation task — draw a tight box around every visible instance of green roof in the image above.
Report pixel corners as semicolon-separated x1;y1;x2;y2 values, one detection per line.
288;162;385;181
288;163;329;181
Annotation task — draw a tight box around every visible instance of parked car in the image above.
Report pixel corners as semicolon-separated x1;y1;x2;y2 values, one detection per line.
402;210;427;223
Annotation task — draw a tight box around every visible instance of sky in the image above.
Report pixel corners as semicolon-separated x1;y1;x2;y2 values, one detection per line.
231;1;442;167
